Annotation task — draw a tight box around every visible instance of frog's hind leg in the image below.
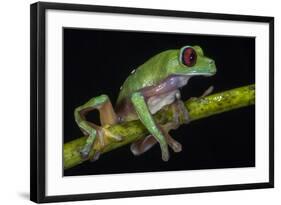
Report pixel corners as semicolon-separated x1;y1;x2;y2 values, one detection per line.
74;94;122;161
130;100;188;156
130;135;156;156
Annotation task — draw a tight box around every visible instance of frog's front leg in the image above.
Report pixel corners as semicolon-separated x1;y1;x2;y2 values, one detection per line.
131;92;170;161
130;100;188;156
74;94;122;160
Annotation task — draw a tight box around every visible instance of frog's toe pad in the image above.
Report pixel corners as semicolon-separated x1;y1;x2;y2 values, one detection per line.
161;148;170;162
79;147;90;160
170;141;182;153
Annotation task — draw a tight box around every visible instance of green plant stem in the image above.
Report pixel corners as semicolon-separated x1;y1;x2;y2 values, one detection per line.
64;84;255;170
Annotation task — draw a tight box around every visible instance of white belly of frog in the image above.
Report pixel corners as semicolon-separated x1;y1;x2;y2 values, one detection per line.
147;89;180;114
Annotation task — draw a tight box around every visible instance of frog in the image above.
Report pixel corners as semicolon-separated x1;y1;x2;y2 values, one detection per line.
74;45;216;162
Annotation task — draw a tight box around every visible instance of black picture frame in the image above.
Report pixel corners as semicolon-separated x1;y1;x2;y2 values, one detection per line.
30;2;274;203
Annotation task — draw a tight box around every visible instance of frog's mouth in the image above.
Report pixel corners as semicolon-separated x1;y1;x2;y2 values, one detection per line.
181;73;214;77
176;61;217;77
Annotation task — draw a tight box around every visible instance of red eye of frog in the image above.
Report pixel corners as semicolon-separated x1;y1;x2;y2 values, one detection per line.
182;47;197;67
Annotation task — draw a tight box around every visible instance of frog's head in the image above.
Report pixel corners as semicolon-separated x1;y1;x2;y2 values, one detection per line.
167;45;216;77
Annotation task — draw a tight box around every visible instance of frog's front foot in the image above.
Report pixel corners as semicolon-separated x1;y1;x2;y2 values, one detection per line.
130;100;187;160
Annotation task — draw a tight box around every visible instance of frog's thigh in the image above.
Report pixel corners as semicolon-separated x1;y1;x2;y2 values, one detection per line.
75;94;118;129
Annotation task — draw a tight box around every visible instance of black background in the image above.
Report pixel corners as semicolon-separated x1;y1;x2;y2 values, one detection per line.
63;28;255;176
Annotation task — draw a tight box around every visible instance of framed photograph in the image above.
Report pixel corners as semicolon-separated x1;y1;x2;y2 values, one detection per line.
30;2;274;203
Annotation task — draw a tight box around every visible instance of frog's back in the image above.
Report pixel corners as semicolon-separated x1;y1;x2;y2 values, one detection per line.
116;50;173;105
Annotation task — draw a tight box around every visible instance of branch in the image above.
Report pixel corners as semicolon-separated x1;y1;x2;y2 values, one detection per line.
64;84;255;170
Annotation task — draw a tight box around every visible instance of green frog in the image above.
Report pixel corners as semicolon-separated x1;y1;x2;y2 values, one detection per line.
74;45;216;162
